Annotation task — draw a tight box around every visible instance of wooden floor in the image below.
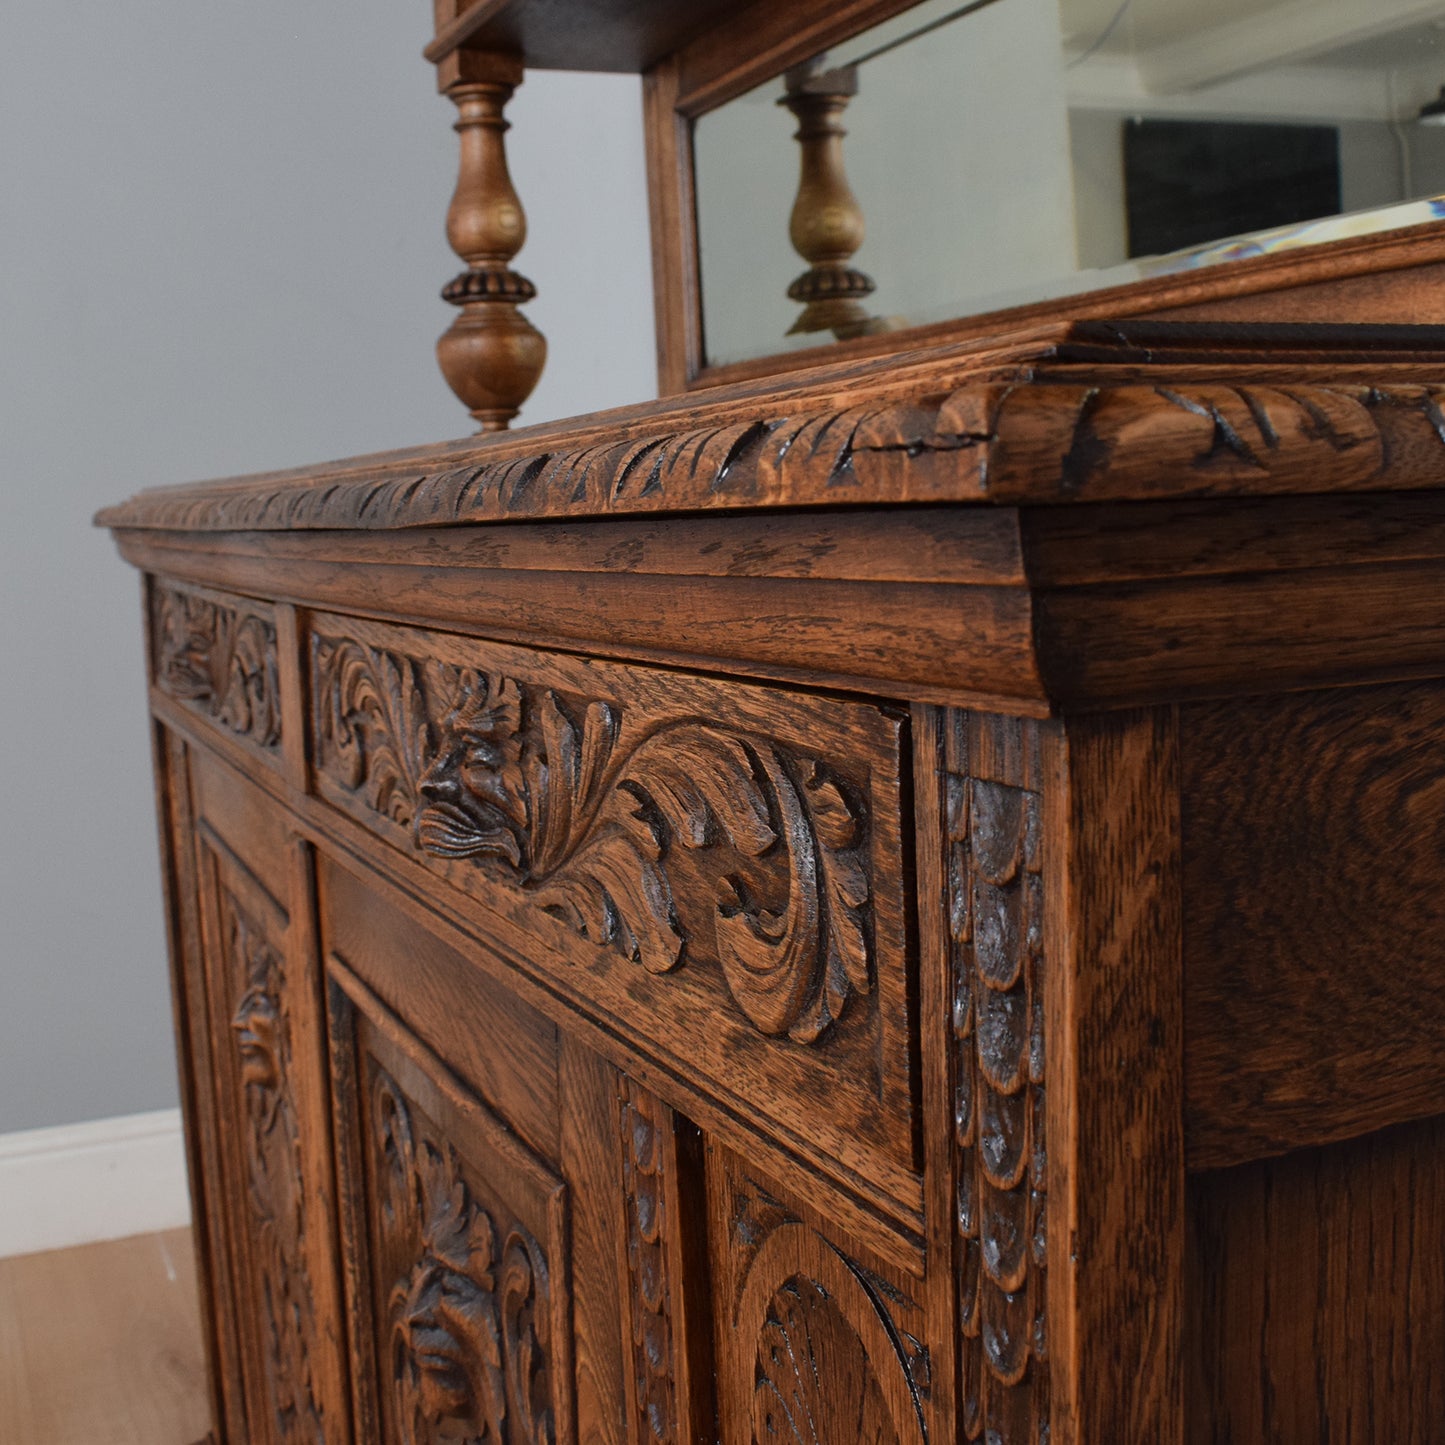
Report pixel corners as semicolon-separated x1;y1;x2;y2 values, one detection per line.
0;1228;210;1444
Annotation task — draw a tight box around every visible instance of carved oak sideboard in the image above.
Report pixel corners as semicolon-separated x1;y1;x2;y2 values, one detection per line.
100;322;1445;1445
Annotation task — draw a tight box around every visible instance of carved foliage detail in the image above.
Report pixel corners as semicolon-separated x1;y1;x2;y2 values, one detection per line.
222;890;326;1444
372;1069;553;1445
312;635;872;1044
946;716;1048;1443
619;1080;677;1445
154;583;281;748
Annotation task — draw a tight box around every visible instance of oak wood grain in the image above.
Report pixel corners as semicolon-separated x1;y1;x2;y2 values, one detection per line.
1182;684;1445;1169
1045;709;1184;1445
1185;1114;1445;1444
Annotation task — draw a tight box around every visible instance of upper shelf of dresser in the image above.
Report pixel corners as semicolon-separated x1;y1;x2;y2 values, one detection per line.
98;323;1445;535
424;0;758;72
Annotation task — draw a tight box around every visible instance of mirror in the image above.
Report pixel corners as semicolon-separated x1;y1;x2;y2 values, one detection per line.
694;0;1445;368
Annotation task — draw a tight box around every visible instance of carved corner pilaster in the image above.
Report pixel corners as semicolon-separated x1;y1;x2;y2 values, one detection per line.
436;50;545;432
945;712;1049;1445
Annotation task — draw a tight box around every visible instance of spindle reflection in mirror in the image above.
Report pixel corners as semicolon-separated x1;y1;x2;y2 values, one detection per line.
694;0;1445;369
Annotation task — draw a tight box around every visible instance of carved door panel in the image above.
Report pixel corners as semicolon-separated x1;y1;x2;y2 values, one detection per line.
707;1145;934;1445
189;746;351;1445
328;960;572;1445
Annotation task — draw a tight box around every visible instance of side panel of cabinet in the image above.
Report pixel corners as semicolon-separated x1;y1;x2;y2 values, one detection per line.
185;744;352;1445
154;725;249;1443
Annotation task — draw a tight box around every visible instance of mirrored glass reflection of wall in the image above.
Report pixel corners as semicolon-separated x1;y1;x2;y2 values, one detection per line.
694;0;1445;367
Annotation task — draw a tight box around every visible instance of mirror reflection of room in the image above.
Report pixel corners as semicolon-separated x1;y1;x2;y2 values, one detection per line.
695;0;1445;367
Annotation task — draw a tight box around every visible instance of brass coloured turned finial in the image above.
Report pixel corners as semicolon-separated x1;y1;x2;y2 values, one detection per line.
779;57;878;341
436;52;546;432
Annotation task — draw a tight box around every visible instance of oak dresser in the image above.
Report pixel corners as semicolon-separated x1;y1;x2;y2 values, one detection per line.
100;2;1445;1442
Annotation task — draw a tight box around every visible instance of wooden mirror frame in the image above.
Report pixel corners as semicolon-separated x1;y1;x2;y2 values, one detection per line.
644;0;1445;396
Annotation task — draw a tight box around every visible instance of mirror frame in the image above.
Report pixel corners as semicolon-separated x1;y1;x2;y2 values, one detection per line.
643;0;1445;395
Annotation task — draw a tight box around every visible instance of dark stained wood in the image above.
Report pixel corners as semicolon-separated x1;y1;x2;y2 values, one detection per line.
303;612;920;1220
615;1079;715;1445
942;712;1050;1443
1185;1114;1445;1444
1182;684;1445;1169
1044;709;1185;1445
326;958;573;1445
425;0;753;75
187;751;352;1445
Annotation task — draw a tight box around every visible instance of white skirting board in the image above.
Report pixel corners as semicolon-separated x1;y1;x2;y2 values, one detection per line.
0;1108;191;1258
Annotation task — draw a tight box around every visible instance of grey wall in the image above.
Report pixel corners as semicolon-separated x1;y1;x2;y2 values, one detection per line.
0;1;654;1134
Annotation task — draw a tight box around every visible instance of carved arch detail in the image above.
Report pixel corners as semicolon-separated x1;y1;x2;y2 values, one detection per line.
733;1219;928;1445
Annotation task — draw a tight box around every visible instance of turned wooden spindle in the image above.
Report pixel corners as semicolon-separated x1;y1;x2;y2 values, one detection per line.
779;58;877;340
436;52;546;432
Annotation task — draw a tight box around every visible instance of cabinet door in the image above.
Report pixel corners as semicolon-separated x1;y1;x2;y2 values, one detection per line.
327;959;571;1445
184;744;352;1445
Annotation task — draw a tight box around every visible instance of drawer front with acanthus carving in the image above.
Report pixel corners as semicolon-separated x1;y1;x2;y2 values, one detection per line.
151;578;283;762
306;612;920;1225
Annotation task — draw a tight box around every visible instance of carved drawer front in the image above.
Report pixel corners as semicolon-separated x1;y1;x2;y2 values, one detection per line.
187;748;351;1445
328;962;572;1445
151;578;284;764
307;613;919;1226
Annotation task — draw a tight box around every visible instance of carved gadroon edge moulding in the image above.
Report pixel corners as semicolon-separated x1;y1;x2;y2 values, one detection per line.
99;379;1445;534
310;628;880;1047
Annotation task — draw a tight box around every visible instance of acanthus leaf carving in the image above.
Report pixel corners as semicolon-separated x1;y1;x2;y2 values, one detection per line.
101;380;1445;536
313;636;874;1044
155;583;281;750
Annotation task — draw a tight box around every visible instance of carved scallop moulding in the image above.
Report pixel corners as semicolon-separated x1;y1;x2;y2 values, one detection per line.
99;377;1445;534
619;1079;681;1445
308;612;922;1221
152;578;282;752
945;712;1049;1445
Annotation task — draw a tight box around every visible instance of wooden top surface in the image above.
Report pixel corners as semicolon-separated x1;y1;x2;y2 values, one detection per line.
97;323;1445;535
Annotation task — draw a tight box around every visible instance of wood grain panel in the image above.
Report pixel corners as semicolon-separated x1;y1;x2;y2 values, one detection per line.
1045;709;1185;1445
1185;1114;1445;1444
320;859;561;1162
1183;683;1445;1168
